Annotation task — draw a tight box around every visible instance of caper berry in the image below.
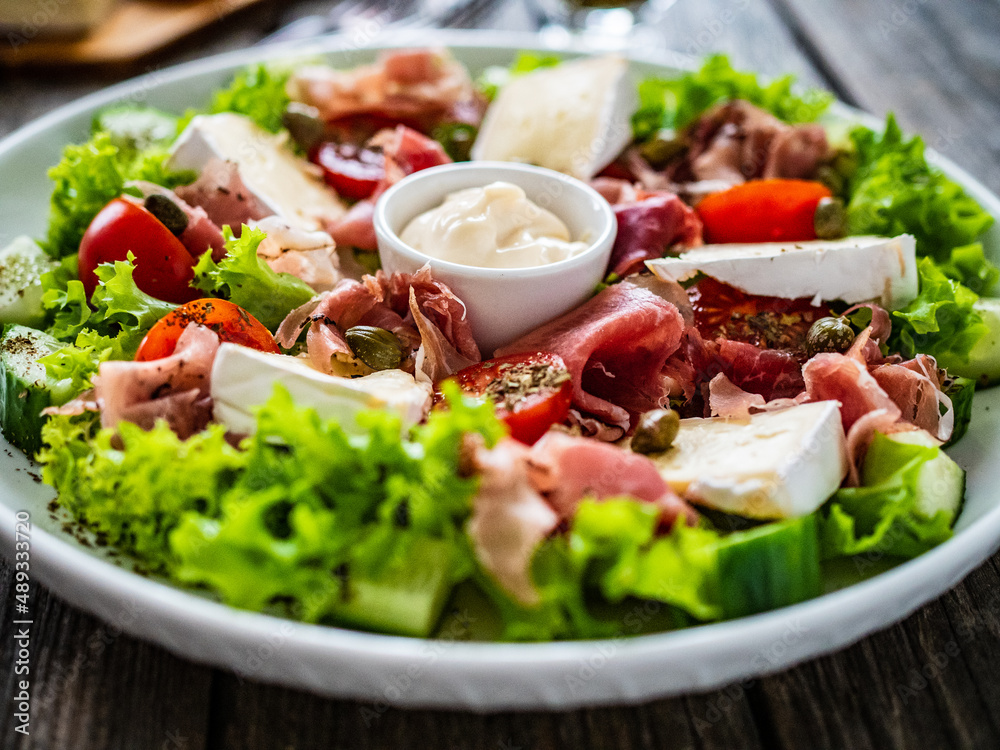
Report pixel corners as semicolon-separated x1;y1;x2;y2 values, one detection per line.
144;194;188;237
345;326;403;371
639;129;685;169
805;316;855;357
631;408;681;454
813;197;847;240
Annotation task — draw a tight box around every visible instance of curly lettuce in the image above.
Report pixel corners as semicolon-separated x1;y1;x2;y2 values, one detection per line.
38;383;503;636
192;226;315;330
208;64;292;134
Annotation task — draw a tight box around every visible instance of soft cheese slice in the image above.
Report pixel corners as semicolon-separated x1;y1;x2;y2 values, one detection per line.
648;401;848;519
169;113;345;231
646;235;918;310
210;344;431;436
470;55;635;180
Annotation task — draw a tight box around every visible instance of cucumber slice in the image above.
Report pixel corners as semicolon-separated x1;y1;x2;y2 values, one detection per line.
92;105;178;156
0;325;72;456
953;297;1000;386
878;431;965;525
716;514;822;619
327;537;457;637
0;236;53;327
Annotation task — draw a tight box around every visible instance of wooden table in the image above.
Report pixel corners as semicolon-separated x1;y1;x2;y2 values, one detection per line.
3;1;1000;747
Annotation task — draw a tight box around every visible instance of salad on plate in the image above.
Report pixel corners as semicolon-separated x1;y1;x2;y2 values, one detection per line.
0;47;996;642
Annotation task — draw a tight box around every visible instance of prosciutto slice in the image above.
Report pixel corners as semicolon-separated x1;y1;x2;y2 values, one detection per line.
92;324;220;439
127;181;227;262
468;438;560;605
495;282;685;431
251;216;341;292
527;431;695;525
682;329;805;403
607;191;703;277
174;158;272;230
674;100;828;184
289;48;485;133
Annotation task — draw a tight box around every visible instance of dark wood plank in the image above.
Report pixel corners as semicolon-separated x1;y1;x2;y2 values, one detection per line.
0;555;213;750
748;560;1000;750
768;0;1000;192
204;670;764;750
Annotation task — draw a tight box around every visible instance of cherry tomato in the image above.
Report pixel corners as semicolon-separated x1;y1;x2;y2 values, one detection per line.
689;277;832;353
78;198;198;304
446;352;573;445
312;141;386;201
135;298;279;361
696;179;832;244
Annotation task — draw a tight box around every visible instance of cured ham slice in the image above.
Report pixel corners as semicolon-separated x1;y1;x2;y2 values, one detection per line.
674;100;828;184
527;431;695;526
872;354;953;442
92;324;220;439
495;282;685;431
276;266;478;379
681;329;805;403
174;158;272;230
608;191;703;277
468;438;559;605
289;48;485;133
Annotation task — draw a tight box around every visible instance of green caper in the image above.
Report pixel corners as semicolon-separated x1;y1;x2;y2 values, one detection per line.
144;194;188;237
639;129;685;169
630;408;681;454
432;123;477;162
345;326;402;371
282;102;326;153
814;197;847;239
805;316;856;357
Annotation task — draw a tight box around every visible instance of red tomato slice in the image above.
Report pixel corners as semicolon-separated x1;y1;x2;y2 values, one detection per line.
446;352;574;445
696;179;832;244
312;141;386;201
135;298;279;361
689;277;832;352
78;197;198;304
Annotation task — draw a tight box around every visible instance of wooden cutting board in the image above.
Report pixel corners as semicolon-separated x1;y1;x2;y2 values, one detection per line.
0;0;271;67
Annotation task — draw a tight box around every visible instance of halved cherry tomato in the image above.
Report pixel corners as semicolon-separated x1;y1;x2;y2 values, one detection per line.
311;141;386;201
446;352;573;445
689;277;832;352
78;197;198;304
696;179;832;244
135;298;279;361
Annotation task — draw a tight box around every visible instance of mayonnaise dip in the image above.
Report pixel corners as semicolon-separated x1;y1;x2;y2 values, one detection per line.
399;181;589;269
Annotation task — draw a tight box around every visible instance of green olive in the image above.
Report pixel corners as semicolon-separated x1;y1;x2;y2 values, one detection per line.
805;316;856;357
345;326;402;371
143;194;188;237
631;408;681;454
813;197;847;239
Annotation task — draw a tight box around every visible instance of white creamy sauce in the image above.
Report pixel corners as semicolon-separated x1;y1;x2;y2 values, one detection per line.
399;181;589;269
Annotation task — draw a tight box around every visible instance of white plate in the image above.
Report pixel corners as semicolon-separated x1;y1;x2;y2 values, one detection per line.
2;29;1000;711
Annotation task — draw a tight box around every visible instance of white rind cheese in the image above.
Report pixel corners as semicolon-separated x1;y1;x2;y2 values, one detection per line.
646;234;918;309
648;401;848;519
169;113;345;231
210;344;431;436
470;55;635;181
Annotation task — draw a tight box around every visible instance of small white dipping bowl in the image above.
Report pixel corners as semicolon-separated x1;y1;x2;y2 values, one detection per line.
374;161;617;355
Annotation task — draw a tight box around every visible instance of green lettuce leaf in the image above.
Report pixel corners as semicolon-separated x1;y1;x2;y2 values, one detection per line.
820;433;955;560
38;382;504;634
632;54;833;140
44;131;193;259
937;242;999;296
846;114;994;264
193;226;315;330
209;64;292;133
891;257;988;369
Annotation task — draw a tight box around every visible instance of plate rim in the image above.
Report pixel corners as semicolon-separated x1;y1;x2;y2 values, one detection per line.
2;27;1000;710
